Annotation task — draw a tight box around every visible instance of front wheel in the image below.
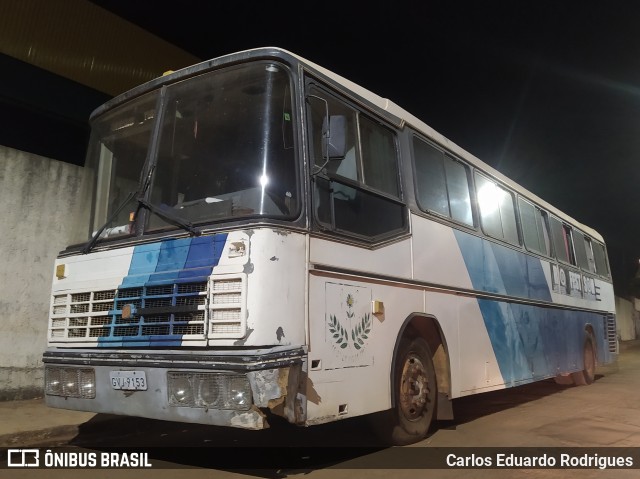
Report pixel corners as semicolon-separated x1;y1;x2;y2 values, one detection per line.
373;336;437;445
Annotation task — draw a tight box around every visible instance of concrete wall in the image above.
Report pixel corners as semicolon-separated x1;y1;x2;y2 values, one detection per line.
615;296;637;341
0;146;91;400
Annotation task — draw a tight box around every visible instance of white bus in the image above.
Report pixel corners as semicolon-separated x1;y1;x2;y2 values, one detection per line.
44;47;617;445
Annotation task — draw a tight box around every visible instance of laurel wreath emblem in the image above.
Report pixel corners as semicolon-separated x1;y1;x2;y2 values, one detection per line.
352;313;371;350
329;313;371;350
328;314;349;349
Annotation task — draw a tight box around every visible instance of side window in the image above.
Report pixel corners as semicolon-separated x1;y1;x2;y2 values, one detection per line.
413;137;473;226
445;160;473;225
308;94;359;182
592;241;610;277
413;138;448;216
518;198;551;256
475;173;519;245
361;116;399;196
550;217;568;263
307;84;406;241
549;216;576;265
573;230;591;271
582;235;597;273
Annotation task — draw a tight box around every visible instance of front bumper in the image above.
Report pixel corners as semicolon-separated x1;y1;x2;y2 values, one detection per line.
43;346;306;430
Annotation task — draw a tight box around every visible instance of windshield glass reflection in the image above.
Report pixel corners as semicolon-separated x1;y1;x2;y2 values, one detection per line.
86;61;297;241
148;62;297;230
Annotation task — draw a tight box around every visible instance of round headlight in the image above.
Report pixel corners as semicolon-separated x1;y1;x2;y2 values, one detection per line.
198;376;220;407
46;367;62;395
228;376;250;409
169;376;194;405
61;368;78;396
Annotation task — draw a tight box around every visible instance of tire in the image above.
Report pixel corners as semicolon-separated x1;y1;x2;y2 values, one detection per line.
571;332;596;386
553;375;574;386
373;336;437;445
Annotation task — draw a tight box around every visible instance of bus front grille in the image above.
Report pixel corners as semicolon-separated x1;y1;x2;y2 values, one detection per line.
49;281;208;344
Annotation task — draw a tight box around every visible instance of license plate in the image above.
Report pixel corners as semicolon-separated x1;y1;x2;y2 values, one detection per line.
109;371;147;390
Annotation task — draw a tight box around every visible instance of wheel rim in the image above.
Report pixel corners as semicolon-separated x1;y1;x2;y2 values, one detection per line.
399;353;430;421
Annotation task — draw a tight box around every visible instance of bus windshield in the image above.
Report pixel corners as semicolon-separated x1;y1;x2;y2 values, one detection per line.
87;61;297;239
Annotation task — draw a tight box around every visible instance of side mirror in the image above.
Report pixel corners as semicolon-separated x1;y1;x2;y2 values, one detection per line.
322;115;347;159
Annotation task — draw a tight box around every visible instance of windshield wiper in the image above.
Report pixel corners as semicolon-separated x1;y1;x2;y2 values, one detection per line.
82;190;137;254
132;160;201;236
136;197;201;237
82;157;203;254
82;191;201;255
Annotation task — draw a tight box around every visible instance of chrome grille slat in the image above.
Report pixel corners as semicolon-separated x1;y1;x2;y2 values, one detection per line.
71;292;91;303
94;290;116;301
209;275;245;339
178;283;207;294
70;304;89;313
92;302;114;312
118;288;142;299
147;285;174;296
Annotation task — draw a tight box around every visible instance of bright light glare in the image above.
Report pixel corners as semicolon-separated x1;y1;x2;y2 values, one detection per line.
259;174;269;187
477;182;501;215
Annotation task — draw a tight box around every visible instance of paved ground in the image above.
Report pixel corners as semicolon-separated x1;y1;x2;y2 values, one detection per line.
1;340;639;478
0;398;95;447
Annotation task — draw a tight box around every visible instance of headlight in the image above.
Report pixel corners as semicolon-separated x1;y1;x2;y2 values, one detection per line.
229;376;251;409
168;373;195;406
167;372;251;410
45;367;62;395
198;376;221;407
45;367;95;398
61;368;79;397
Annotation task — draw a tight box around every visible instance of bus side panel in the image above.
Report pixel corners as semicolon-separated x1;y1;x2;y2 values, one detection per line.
309;236;414;278
306;237;421;424
412;215;616;396
411;215;475;290
241;229;307;347
451;227;616;391
466;300;608;390
449;294;505;396
306;273;425;424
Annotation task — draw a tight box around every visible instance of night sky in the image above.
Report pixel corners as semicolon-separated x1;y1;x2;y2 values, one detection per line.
92;0;640;294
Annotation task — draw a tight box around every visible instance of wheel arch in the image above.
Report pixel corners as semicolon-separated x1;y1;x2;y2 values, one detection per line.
390;313;454;420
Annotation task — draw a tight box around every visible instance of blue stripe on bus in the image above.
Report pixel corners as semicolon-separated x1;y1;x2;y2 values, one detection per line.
476;300;604;385
453;231;552;301
454;230;604;384
178;235;228;282
99;234;228;347
121;242;162;287
146;238;193;285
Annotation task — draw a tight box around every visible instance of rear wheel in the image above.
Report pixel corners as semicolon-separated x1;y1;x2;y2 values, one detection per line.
571;332;596;386
553;375;574;386
373;336;437;445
